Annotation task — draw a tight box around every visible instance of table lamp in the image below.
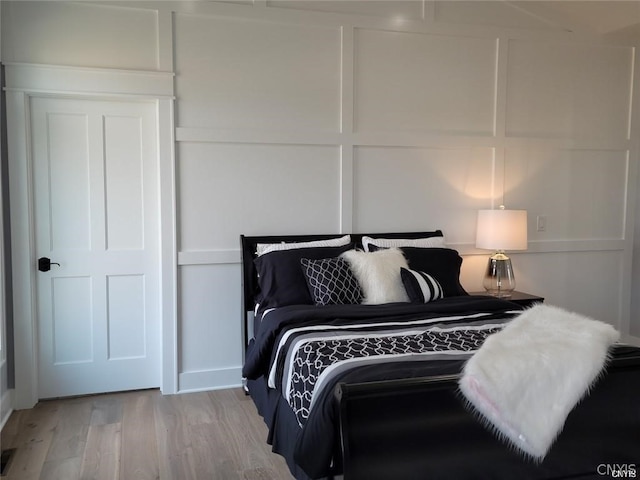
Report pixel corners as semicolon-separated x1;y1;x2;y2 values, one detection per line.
476;206;528;298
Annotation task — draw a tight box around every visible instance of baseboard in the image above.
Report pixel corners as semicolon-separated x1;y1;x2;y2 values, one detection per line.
0;388;13;431
177;367;242;393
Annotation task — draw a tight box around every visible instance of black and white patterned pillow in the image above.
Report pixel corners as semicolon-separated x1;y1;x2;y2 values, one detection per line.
301;257;363;306
401;268;444;303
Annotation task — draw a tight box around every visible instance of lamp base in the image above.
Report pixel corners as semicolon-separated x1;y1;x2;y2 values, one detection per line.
482;252;516;299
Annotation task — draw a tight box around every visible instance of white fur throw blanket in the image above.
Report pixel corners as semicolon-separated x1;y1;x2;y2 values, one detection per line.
458;304;619;460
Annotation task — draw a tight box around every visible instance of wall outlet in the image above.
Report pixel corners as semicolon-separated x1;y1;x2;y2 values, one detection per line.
536;215;546;232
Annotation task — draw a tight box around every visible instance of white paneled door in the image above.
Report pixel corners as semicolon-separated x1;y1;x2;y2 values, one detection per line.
31;97;160;398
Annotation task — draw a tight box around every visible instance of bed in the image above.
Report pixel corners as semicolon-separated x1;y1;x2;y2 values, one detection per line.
240;231;640;480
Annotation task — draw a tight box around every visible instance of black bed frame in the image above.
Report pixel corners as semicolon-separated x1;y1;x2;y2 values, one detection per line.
240;232;640;480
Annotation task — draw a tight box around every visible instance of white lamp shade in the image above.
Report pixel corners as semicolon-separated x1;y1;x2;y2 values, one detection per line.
476;209;528;251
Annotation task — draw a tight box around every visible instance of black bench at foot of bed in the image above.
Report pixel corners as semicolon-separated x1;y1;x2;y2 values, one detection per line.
336;344;640;480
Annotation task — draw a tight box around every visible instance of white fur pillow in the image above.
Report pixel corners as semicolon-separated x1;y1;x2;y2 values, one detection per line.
341;248;410;304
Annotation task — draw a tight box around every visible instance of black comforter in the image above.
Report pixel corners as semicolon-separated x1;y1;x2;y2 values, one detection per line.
243;295;524;478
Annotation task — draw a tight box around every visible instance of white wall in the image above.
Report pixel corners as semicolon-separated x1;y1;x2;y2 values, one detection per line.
2;0;639;394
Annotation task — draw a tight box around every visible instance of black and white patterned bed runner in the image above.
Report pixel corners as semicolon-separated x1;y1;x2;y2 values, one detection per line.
288;324;504;426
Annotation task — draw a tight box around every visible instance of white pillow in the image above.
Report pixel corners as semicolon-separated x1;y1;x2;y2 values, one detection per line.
341;248;409;304
256;235;351;256
362;235;445;252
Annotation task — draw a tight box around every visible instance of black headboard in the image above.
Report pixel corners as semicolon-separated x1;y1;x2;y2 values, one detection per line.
239;230;444;350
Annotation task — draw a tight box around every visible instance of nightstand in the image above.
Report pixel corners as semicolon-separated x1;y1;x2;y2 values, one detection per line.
470;291;544;308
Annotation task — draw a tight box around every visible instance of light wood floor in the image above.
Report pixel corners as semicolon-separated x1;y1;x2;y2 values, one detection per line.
0;388;293;480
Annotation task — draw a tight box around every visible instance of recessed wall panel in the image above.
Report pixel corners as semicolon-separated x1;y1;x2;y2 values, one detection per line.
353;146;494;241
505;40;633;141
179;143;341;251
354;29;497;135
107;275;146;360
48;113;91;251
104;115;144;250
2;2;158;69
179;264;241;373
52;276;93;364
175;14;341;132
516;251;622;329
504;148;627;241
435;1;565;30
268;0;424;20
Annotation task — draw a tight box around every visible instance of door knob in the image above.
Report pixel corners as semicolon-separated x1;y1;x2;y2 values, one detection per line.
38;257;60;272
